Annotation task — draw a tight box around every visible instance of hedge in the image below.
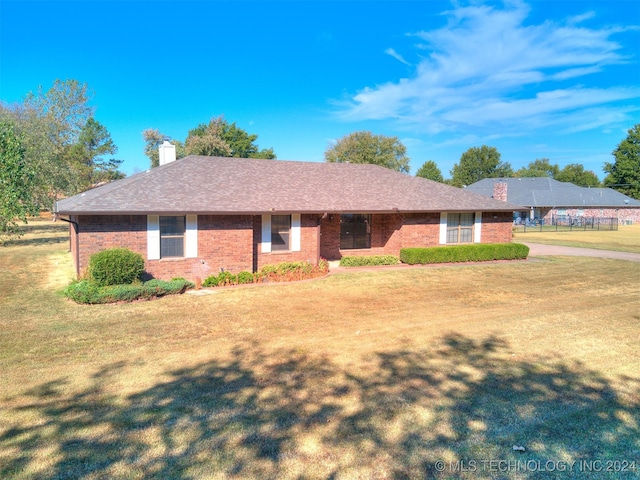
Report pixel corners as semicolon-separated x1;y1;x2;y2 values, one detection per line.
339;255;399;267
400;243;529;265
63;278;194;304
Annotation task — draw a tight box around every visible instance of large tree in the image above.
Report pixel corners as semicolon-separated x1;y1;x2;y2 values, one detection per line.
514;158;560;178
324;131;410;173
0;121;39;240
1;79;120;203
450;145;512;187
555;163;600;187
415;160;444;182
604;124;640;199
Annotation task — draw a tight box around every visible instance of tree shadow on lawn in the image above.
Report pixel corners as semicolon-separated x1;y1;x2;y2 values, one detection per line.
2;335;638;479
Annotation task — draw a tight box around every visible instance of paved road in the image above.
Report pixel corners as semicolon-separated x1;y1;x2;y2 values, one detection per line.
523;243;640;262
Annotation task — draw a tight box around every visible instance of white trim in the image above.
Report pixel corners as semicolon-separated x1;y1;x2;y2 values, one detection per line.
474;211;482;243
147;215;160;260
291;214;301;252
261;215;271;253
185;215;198;257
439;212;448;245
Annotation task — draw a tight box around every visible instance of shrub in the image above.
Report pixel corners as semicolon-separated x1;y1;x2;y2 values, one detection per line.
63;278;194;304
237;271;255;284
400;243;529;265
339;255;399;267
88;248;144;286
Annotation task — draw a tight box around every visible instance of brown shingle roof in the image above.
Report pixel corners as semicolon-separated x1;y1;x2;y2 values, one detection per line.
55;156;522;215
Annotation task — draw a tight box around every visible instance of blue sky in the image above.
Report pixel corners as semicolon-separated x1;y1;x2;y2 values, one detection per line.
1;0;639;179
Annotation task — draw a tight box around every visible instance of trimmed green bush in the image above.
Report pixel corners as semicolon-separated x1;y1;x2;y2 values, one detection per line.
63;278;194;304
88;248;145;286
237;271;255;284
339;255;399;267
400;243;529;265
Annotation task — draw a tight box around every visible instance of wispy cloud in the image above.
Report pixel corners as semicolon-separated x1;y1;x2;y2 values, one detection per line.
335;0;640;137
384;48;411;66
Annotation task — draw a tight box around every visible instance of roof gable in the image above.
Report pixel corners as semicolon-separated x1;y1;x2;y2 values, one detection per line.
56;156;521;215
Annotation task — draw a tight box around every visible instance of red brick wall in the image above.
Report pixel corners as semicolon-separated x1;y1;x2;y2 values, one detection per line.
255;214;321;270
72;211;516;281
481;212;513;243
398;213;441;247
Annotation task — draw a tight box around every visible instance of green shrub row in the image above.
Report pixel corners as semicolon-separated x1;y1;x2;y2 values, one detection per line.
88;248;145;286
400;243;530;265
63;278;194;304
339;255;399;267
202;260;330;287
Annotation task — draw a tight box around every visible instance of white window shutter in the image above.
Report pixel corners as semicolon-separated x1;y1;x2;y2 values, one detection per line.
261;215;271;253
186;215;198;257
147;215;160;260
291;214;301;252
474;211;482;243
439;212;448;245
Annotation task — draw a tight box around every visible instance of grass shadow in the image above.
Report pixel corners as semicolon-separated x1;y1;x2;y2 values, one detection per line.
1;335;638;478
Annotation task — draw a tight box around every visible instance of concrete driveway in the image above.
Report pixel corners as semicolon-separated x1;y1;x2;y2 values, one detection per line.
523;243;640;262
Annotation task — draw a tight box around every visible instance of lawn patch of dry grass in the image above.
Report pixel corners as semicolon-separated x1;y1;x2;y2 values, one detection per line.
514;223;640;253
1;218;639;478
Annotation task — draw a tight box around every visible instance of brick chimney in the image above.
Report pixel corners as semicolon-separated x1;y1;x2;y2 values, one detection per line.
493;181;508;202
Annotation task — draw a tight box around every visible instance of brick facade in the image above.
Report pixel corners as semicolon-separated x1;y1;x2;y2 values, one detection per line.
70;211;514;281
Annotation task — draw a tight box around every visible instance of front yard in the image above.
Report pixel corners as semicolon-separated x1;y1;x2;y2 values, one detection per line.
1;219;638;478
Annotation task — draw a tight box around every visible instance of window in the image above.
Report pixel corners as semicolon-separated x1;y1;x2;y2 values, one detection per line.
340;214;371;249
160;216;185;257
271;215;291;251
446;213;474;244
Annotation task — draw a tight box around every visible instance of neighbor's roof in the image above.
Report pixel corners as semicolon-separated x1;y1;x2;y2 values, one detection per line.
55;156;522;215
464;177;640;208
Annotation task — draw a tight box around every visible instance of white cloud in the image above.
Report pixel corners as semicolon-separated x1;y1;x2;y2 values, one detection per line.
335;0;640;137
384;48;411;66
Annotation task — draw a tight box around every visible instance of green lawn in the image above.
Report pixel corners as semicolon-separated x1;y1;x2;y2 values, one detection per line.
1;219;639;479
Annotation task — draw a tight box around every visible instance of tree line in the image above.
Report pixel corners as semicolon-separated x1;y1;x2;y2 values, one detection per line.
1;78;638;240
325;128;640;200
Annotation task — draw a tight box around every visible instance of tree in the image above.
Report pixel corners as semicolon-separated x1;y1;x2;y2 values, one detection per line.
515;158;560;178
324;131;410;173
450;145;512;187
69;118;123;188
185;117;232;157
144;116;276;167
1;79;118;203
555;163;600;187
0;121;39;240
142;129;185;168
604;124;640;199
415;160;444;182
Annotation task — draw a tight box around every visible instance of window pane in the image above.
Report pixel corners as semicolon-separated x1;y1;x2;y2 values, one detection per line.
460;227;473;243
160;216;185;236
271;215;291;251
161;237;184;257
160;216;185;257
460;213;474;227
446;228;459;244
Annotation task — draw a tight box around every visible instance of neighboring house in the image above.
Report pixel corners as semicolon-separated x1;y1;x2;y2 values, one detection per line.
464;177;640;225
54;155;522;281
